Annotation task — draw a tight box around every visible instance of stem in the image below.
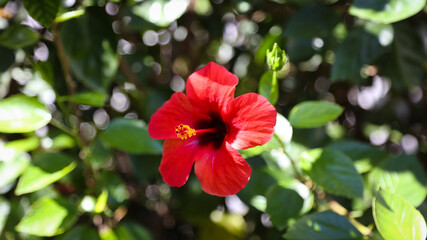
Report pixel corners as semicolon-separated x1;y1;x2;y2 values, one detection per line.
273;133;304;181
24;52;73;128
119;57;144;93
328;199;372;236
52;23;95;183
272;70;278;90
50;118;84;150
53;23;76;97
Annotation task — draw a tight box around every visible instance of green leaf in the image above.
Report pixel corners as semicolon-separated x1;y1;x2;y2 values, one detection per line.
22;0;61;27
0;95;51;133
87;141;111;169
56;224;101;240
349;0;426;24
0;25;39;49
331;25;391;82
99;171;130;207
259;71;279;105
284;5;339;38
328;140;389;173
132;0;190;27
49;133;75;150
4;137;40;152
0;197;10;233
0;45;15;71
94;189;108;213
379;23;424;88
101;118;162;155
301;148;364;198
368;155;427;207
115;222;153;240
284;211;363;240
289;101;343;128
60;7;118;93
285;37;316;63
55;9;85;23
16;198;78;237
266;185;304;230
373;189;427;240
100;227;119;240
15;153;76;195
0;151;30;188
60;92;107;107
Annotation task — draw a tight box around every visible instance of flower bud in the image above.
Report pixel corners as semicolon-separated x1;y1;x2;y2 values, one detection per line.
266;43;287;71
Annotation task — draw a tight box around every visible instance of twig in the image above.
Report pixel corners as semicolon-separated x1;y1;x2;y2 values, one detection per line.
119;57;144;92
52;23;76;97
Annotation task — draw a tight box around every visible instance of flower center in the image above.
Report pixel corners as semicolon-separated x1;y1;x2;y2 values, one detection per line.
175;124;220;140
175;124;196;140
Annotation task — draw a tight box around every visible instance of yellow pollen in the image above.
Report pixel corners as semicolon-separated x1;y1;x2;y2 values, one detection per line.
175;124;196;140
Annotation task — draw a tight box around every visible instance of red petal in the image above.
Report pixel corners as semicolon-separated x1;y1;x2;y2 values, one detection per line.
186;62;238;114
148;92;207;139
225;93;277;150
194;142;251;196
159;139;198;187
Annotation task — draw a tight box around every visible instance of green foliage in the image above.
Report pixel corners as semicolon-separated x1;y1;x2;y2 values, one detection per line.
284;5;339;38
15;153;76;195
327;140;389;173
349;0;426;24
22;0;61;27
0;25;39;49
266;185;304;230
0;151;30;188
284;211;363;240
100;118;162;154
0;0;426;239
60;92;107;107
0;95;51;133
289;101;344;128
368;155;427;207
331;25;391;82
381;23;425;88
258;71;279;105
115;222;153;240
16;198;77;237
60;7;118;93
301;148;364;199
132;0;190;27
373;189;427;240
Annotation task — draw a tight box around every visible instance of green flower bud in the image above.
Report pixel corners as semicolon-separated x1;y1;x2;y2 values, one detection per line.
266;43;288;71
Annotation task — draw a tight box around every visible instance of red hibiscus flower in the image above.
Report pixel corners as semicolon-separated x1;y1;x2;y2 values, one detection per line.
148;62;277;196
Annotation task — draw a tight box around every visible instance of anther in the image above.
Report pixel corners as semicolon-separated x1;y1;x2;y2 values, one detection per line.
175;124;196;140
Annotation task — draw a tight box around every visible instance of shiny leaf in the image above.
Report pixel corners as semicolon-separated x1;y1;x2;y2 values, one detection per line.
284;211;363;240
22;0;60;27
368;155;427;207
289;101;343;128
16;198;77;237
15;153;76;195
0;95;51;133
349;0;426;24
101;118;162;155
266;185;303;230
0;151;30;188
301;148;363;198
373;189;427;240
0;25;39;49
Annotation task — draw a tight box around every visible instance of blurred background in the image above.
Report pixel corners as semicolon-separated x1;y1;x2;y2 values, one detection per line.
0;0;427;239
